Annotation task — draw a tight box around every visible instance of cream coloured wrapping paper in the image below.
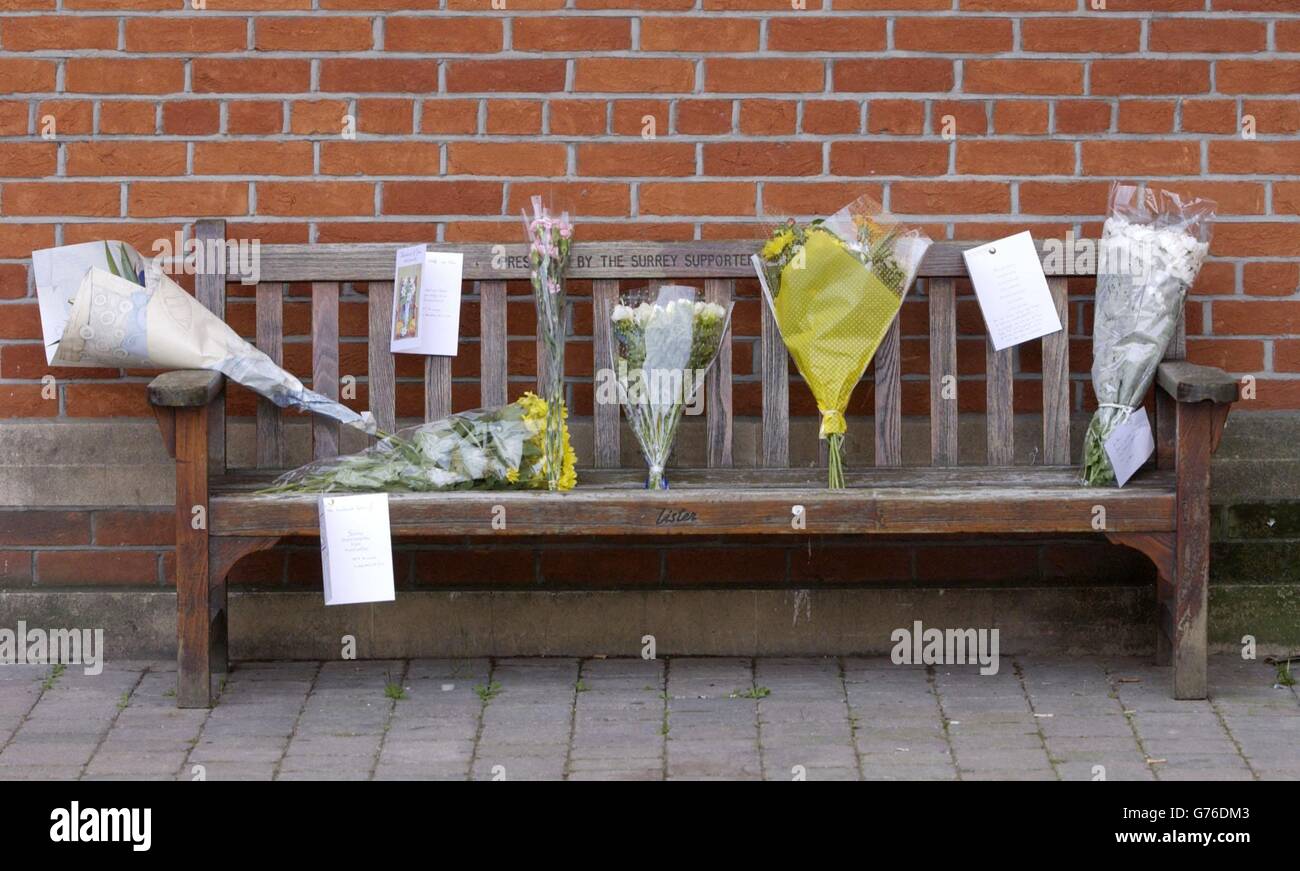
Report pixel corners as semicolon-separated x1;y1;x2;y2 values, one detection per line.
45;248;373;434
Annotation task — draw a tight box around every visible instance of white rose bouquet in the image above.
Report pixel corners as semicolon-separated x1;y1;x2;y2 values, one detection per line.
609;285;731;490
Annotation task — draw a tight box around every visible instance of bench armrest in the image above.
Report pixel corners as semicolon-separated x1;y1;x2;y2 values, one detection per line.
148;370;224;408
1156;361;1238;405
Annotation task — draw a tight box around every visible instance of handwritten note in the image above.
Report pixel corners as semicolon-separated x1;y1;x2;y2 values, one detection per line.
1104;407;1156;488
318;493;395;606
391;245;462;357
962;231;1062;351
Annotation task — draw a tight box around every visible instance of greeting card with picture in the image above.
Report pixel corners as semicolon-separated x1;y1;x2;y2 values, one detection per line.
390;245;463;357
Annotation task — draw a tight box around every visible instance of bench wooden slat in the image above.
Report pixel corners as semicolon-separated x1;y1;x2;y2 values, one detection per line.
986;339;1015;465
310;282;341;460
255;282;285;469
705;278;733;468
760;298;789;468
425;356;451;421
591;279;620;468
874;320;902;467
366;282;396;435
478;280;508;409
1041;276;1071;465
195;218;227;474
928;278;958;466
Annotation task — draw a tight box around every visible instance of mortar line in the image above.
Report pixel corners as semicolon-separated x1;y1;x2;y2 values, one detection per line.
1012;658;1061;781
926;665;962;782
660;656;670;782
1209;694;1261;782
368;657;410;782
176;686;218;782
0;663;62;761
562;657;584;782
1103;661;1162;782
272;660;323;782
79;664;150;781
466;656;496;782
751;656;767;782
836;656;865;782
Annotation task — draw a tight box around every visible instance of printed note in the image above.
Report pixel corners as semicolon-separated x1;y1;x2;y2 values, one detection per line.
962;231;1062;351
318;493;395;606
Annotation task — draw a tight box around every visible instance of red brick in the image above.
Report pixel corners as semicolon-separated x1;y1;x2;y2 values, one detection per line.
1054;100;1111;134
0;551;32;587
790;543;912;583
384;16;501;51
67;141;186;176
448;142;567;175
1149;18;1267;52
610;99;668;136
420;99;479;134
675;100;731;135
37;550;159;586
965;60;1082;95
892;182;1010;215
1273;183;1300;217
803;100;861;135
1243;261;1300;296
548;100;605;136
0;143;56;177
1117;101;1175;134
1081;140;1200;176
383;181;502;216
2;182;119;217
932;100;987;135
835;59;951;93
321;59;438;92
1186;339;1264;373
194;59;311;93
68;59;183;94
322;142;440;175
1276;341;1300;373
0;511;90;546
703;142;821;176
1021;18;1141;52
957;141;1074;175
65;382;151;417
894;17;1011;52
513;16;630;50
1209;142;1300;175
487;99;543;134
866;100;925;134
641;182;755;216
577;142;694;177
916;544;1040;582
94;510;173;546
831;141;947;176
1213;300;1300;335
129;181;249;217
1218;60;1300;94
542;547;660;587
739;100;796;136
98;101;156;134
0;101;30;135
354;98;412;134
640;17;758;52
1182;100;1236;134
163;100;221;135
1281;21;1300;52
0;223;55;258
993;100;1049;134
0;59;57;92
0;264;28;300
4;15;118;49
255;16;372;50
125;17;248;52
507;182;630;216
1242;100;1300;134
576;58;695;93
194;141;313;175
769;17;887;51
1093;61;1210;95
226;100;284;134
0;384;56;417
448;60;568;93
413;547;535;588
290;99;349;135
257;181;373;216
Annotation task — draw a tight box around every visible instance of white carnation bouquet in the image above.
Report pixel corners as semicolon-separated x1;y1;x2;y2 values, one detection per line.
609;285;731;490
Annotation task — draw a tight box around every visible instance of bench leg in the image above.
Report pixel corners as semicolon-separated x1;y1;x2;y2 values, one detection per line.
1173;401;1212;700
175;406;213;708
210;537;229;677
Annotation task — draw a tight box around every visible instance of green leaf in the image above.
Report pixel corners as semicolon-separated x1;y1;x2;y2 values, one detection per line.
103;242;122;279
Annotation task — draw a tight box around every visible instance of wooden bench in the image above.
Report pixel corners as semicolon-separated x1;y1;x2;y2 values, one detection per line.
148;219;1239;707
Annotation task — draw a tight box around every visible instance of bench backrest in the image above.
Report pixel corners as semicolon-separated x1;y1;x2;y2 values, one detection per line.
190;219;1184;473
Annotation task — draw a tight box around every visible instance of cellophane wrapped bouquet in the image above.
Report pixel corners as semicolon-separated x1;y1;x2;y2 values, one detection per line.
609;285;732;489
1081;183;1216;486
261;392;576;494
524;196;573;491
753;195;930;488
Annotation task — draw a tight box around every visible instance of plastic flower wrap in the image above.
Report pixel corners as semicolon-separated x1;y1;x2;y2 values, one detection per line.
1081;184;1215;486
753;195;930;488
523;196;574;491
261;392;576;493
32;240;373;433
608;285;732;490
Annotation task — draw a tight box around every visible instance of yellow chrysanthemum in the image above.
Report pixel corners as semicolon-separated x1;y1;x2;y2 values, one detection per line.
505;467;519;483
762;230;796;260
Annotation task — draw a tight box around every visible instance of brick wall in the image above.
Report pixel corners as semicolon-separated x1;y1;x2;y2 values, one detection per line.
1;3;1298;591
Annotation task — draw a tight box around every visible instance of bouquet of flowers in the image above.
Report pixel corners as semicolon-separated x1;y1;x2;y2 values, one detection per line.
261;392;576;493
609;285;732;490
1081;184;1216;486
31;240;373;433
753;195;930;488
524;196;574;491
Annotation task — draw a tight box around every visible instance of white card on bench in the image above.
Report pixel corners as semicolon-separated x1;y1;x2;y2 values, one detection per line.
318;493;395;606
962;231;1062;351
391;245;462;357
1103;407;1156;488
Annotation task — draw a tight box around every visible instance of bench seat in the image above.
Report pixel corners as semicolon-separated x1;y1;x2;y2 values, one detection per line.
210;467;1176;537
